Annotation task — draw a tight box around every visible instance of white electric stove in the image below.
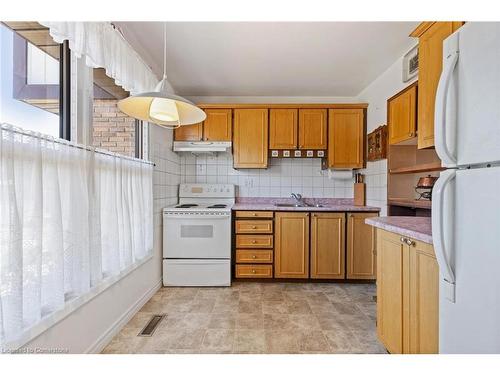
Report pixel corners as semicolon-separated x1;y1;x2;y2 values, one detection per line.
162;184;235;286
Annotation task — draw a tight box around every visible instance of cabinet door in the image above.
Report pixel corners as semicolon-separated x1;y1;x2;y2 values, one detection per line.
310;212;345;279
298;109;327;149
388;84;417;145
274;212;309;278
409;239;439;354
417;22;462;149
347;212;378;280
269;109;298;149
174;123;203;141
328;109;365;169
203;109;232;141
377;230;408;354
233;109;269;168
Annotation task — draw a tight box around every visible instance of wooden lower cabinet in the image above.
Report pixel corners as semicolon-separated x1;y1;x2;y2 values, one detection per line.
234;212;275;279
235;220;273;234
236;234;273;249
236;264;273;278
376;230;407;354
376;229;439;354
310;213;345;279
274;212;310;278
409;240;439;354
347;212;377;279
236;249;273;264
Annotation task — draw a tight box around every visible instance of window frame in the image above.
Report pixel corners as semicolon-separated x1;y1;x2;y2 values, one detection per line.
9;27;71;141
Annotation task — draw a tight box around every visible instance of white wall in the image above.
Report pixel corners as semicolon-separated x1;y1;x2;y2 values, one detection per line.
357;46;418;216
21;124;179;354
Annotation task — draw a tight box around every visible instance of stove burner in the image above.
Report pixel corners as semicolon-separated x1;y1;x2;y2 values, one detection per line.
207;204;227;208
175;204;199;208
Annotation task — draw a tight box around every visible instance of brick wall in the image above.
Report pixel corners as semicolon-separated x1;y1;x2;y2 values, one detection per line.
93;99;135;157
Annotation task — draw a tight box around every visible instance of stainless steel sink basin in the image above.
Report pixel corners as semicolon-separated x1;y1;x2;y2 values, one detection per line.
274;203;324;208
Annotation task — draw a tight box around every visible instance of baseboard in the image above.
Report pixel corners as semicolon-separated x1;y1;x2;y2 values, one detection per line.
86;279;162;354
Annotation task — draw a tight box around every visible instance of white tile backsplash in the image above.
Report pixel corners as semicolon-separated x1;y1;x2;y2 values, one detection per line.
360;159;388;216
180;153;356;199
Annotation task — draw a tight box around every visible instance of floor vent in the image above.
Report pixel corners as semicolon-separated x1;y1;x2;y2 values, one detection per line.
138;314;165;337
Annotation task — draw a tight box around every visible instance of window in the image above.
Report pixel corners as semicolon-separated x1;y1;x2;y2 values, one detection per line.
0;22;70;138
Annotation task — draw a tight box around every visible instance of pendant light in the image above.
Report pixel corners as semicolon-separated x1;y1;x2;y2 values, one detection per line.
118;23;206;129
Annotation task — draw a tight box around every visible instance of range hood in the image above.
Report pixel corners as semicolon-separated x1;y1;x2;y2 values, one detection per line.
173;141;232;154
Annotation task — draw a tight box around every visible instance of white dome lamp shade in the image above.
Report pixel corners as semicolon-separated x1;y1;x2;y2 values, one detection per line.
117;23;206;129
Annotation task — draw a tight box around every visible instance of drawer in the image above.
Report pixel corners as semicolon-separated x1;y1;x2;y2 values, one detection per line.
236;264;273;278
236;249;273;264
235;211;274;219
235;220;273;234
236;235;273;249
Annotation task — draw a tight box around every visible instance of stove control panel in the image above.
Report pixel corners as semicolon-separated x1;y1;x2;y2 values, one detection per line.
179;184;235;198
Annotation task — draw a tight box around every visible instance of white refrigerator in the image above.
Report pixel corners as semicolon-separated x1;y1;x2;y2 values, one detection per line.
432;22;500;353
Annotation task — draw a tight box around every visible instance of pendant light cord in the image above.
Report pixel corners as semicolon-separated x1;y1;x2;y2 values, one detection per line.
163;22;167;79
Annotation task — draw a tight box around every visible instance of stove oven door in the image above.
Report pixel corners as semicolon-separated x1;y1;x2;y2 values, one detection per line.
163;211;231;259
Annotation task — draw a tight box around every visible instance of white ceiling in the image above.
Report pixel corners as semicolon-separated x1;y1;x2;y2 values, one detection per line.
114;22;418;98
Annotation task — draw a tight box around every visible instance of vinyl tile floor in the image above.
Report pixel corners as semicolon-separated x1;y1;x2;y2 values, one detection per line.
102;282;387;354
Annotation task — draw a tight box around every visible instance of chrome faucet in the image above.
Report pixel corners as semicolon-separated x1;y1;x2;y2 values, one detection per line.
291;193;306;207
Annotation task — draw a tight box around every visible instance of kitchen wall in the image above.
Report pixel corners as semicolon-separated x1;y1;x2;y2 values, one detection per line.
357;45;418;216
180;153;355;199
22;123;179;353
177;47;418;215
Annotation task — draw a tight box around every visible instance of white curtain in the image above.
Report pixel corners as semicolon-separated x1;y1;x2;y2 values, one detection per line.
0;124;153;347
39;22;158;95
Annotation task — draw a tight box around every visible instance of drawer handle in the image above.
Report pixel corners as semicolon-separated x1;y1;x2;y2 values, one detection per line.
252;226;257;229
252;255;257;259
252;240;257;244
252;213;257;216
400;237;406;243
252;269;256;274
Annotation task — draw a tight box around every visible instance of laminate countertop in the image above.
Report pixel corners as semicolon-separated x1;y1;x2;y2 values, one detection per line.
232;198;380;212
365;216;433;245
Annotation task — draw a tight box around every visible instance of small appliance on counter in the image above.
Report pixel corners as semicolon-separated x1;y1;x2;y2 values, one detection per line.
415;175;438;200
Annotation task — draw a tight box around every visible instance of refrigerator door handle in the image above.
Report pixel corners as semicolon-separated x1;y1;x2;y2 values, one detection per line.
434;44;459;166
432;169;456;302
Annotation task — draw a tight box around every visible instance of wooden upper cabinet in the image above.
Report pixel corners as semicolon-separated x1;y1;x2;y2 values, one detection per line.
411;22;463;149
377;229;407;354
298;109;327;149
175;109;231;141
269;109;298;149
347;212;377;280
328;108;365;169
274;212;309;278
310;213;345;279
174;123;203;141
388;83;417;145
203;109;232;141
233;109;269;169
409;240;439;354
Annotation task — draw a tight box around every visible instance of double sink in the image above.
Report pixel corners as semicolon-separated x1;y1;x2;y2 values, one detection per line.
274;203;324;208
